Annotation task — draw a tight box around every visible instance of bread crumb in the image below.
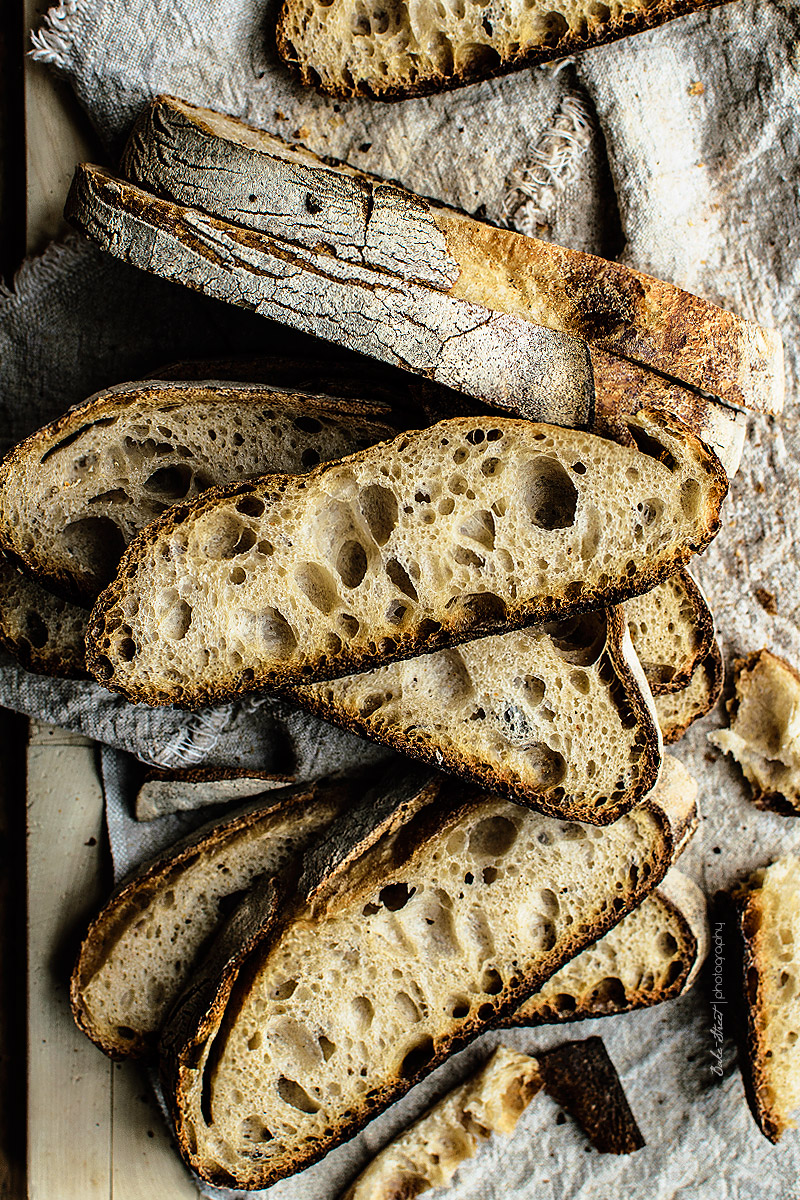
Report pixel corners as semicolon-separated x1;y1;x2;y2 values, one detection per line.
687;81;705;96
755;586;778;615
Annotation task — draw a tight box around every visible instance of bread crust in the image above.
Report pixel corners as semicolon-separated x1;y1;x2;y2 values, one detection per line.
119;96;781;418
287;606;662;826
727;878;783;1142
83;410;727;708
65;163;595;427
0;555;88;678
276;0;732;103
159;769;691;1188
631;567;716;697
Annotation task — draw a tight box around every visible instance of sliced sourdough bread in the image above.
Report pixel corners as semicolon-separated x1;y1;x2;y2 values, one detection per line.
64;164;595;427
0;555;88;678
135;768;297;821
627;568;714;696
70;778;353;1059
709;648;800;816
288;606;663;825
341;1045;544;1200
0;380;396;604
656;638;724;744
275;0;731;100
729;856;800;1142
85;410;727;707
159;764;696;1188
507;864;707;1027
120;96;782;417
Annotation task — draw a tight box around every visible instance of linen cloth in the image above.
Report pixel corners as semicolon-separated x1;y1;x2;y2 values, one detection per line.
0;0;798;1193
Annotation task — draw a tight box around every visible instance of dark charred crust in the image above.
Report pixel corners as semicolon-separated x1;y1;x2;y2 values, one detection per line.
537;1037;645;1153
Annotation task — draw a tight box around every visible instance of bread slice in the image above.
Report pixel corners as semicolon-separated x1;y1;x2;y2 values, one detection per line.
0;380;397;604
159;764;695;1188
709;649;800;816
135;768;296;821
341;1045;543;1200
288;606;663;825
0;554;88;678
627;568;714;696
65;163;595;427
70;778;354;1060
507;865;707;1027
729;856;800;1142
120;96;782;417
85;410;727;708
655;638;724;744
275;0;731;100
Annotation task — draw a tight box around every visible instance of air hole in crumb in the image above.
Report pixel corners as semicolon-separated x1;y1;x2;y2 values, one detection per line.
379;882;415;911
277;1077;320;1113
294;562;339;613
469;815;518;858
336;540;368;588
386;558;418;601
522;456;578;529
143;464;193;499
62;517;125;589
359;483;398;544
625;423;679;472
239;1116;273;1142
481;967;503;994
400;1037;435;1079
236;495;265;518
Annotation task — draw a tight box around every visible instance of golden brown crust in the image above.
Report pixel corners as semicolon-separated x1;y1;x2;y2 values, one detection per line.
160;775;681;1188
658;638;724;744
728;883;783;1142
276;0;732;102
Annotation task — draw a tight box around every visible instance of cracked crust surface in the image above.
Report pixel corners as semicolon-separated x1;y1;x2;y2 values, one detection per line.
65;163;595;426
119;96;782;418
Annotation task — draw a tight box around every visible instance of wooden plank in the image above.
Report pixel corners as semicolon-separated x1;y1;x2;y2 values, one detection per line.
24;0;100;256
26;721;112;1200
111;1060;199;1198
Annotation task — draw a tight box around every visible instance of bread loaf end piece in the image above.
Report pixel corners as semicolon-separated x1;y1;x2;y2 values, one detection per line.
730;856;800;1142
627;569;715;696
656;638;724;744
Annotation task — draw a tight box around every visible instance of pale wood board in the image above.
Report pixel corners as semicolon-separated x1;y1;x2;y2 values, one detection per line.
26;723;200;1198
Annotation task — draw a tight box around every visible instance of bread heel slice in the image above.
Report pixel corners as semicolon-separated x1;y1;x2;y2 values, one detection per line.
728;856;800;1142
64;163;595;426
159;763;695;1189
627;569;715;696
656;638;724;744
84;410;727;708
119;96;783;418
